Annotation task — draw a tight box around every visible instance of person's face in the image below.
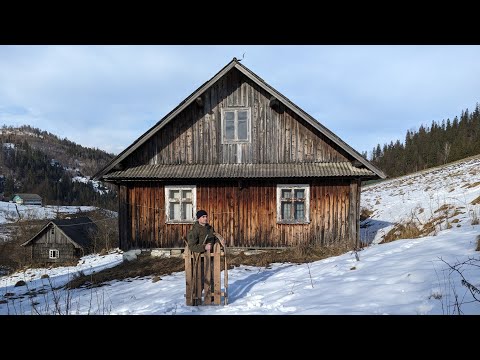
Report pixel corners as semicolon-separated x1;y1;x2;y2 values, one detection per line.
198;214;208;225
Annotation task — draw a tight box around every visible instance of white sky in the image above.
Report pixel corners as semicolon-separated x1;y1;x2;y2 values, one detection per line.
1;45;480;156
1;156;479;315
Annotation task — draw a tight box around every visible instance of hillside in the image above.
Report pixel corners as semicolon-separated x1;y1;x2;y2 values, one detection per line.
0;125;116;209
0;155;479;314
0;125;114;175
361;153;480;245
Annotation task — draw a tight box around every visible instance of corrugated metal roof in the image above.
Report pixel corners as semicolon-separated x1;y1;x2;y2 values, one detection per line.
103;162;375;181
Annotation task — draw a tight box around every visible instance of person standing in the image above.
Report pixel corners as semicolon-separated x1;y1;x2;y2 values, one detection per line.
187;210;217;253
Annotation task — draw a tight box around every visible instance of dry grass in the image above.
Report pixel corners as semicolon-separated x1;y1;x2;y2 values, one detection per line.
476;236;480;252
381;222;423;243
471;195;480;205
65;245;349;289
434;204;454;213
360;207;373;221
464;181;480;189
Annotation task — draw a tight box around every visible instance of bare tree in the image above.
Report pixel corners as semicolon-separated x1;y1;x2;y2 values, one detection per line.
443;142;451;164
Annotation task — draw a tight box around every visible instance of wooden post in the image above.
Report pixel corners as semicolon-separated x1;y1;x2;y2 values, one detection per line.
184;246;193;306
213;243;221;304
184;240;228;306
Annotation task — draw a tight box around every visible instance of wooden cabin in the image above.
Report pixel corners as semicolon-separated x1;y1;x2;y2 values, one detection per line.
12;193;42;206
21;217;97;264
94;58;386;251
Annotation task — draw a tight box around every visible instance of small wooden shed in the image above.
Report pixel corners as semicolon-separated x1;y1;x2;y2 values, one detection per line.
21;217;97;264
13;193;42;206
94;58;386;251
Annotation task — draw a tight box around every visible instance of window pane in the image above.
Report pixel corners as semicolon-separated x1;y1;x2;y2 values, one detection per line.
170;203;181;220
238;120;247;140
237;111;248;121
225;111;235;121
182;202;193;220
294;189;305;199
225;120;235;139
169;190;180;200
182;190;192;201
294;202;305;220
281;201;291;220
282;189;292;199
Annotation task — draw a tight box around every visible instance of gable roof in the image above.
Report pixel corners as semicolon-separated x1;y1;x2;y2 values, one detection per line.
93;58;386;180
21;217;97;249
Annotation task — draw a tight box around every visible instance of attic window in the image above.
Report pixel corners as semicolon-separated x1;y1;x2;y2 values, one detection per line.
276;184;310;224
221;108;251;144
49;249;59;259
165;185;197;223
50;227;55;235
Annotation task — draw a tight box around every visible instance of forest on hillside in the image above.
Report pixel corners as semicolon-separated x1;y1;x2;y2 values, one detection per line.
366;104;480;178
0;125;116;210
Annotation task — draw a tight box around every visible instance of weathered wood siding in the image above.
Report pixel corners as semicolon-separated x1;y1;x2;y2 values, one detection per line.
27;225;78;263
123;68;350;168
118;179;360;250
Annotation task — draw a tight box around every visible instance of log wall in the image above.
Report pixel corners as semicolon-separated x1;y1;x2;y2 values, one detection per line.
118;179;360;250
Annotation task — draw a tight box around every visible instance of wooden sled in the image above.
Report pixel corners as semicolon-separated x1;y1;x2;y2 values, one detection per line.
184;235;228;306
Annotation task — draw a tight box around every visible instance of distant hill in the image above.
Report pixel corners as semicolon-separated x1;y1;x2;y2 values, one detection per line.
0;125;116;210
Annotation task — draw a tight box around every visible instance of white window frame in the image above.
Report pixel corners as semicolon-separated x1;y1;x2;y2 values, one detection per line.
276;184;310;224
165;185;197;224
49;249;59;259
221;107;251;144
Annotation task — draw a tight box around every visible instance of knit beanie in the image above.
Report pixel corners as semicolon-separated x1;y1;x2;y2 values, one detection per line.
196;210;208;219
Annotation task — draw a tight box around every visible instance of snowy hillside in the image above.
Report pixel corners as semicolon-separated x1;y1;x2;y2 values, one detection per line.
361;155;480;245
1;156;479;315
0;202;98;225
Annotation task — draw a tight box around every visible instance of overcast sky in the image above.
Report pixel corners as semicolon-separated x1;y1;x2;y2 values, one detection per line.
1;45;479;156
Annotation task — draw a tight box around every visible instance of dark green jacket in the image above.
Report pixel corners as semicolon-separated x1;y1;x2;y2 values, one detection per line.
187;221;216;253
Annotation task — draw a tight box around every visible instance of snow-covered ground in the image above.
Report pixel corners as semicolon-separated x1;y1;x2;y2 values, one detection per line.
72;176;110;195
0;202;98;225
1;156;479;315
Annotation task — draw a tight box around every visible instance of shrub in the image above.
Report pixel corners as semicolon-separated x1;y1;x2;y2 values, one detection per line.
14;280;26;287
360;207;374;221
